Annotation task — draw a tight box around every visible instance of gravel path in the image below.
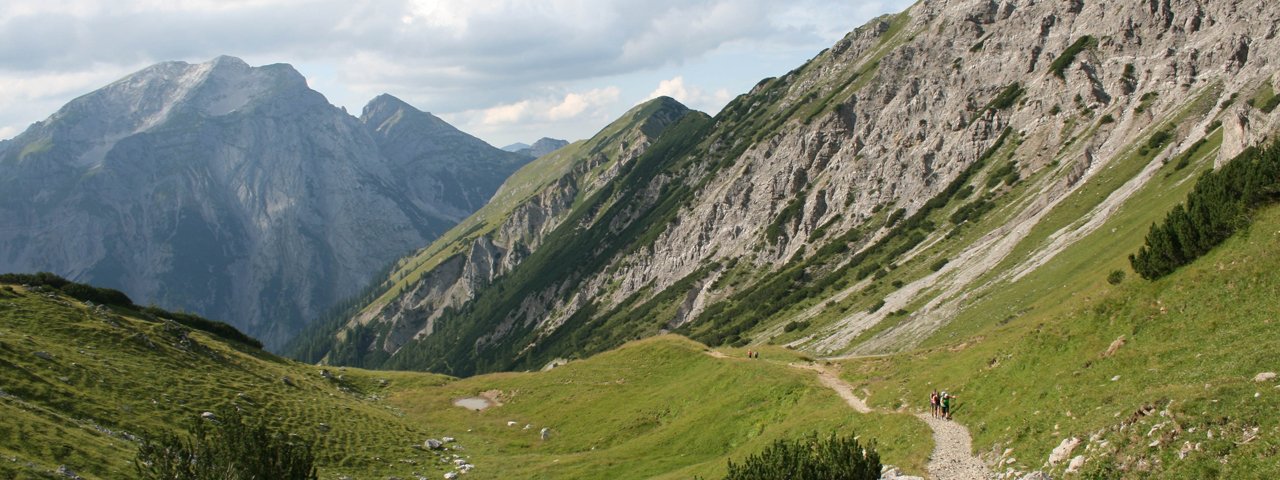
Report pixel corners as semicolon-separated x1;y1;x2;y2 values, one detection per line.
916;413;994;480
789;362;993;479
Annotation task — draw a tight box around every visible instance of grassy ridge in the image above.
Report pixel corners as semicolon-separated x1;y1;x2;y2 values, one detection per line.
0;283;449;479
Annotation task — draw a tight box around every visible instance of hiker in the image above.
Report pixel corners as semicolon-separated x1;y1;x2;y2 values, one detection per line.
942;392;956;420
930;390;939;418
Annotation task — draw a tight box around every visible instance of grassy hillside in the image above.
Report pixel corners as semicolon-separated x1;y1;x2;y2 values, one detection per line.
841;203;1280;478
0;282;451;479
0;283;930;479
385;337;931;479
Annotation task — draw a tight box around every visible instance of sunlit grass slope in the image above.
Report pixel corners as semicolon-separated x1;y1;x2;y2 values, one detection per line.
842;204;1280;478
386;336;931;479
0;284;931;479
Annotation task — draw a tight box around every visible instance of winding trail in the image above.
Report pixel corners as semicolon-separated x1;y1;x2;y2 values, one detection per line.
791;361;993;480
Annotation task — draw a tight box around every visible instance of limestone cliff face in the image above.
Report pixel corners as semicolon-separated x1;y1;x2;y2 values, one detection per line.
0;57;528;349
314;0;1280;374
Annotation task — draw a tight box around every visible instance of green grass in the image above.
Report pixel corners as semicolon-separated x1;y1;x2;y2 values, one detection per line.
0;284;452;479
1049;36;1097;79
0;286;933;479
387;337;931;479
841;204;1280;478
1247;80;1280;113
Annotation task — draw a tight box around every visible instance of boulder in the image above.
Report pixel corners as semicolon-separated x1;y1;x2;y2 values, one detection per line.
34;351;54;361
201;412;217;421
55;464;83;479
1048;437;1080;464
425;439;443;450
443;472;458;480
1066;455;1086;473
1103;335;1125;357
442;436;455;443
1253;372;1277;383
540;427;551;441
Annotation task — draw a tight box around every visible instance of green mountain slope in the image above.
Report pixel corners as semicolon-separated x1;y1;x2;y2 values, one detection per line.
844;201;1280;478
1;281;926;479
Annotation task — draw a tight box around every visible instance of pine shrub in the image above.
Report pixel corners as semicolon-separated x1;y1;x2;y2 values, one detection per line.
1130;140;1280;279
724;432;880;480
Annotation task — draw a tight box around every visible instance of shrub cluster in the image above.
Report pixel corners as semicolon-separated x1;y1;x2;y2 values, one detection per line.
723;432;880;480
1049;36;1097;79
1130;140;1280;279
136;409;317;480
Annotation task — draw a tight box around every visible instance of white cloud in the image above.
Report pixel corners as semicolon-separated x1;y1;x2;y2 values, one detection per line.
548;87;620;121
0;0;914;145
646;76;734;114
481;100;532;125
476;87;621;127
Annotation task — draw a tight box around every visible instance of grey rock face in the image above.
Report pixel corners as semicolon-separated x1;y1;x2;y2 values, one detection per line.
327;0;1280;373
0;56;527;349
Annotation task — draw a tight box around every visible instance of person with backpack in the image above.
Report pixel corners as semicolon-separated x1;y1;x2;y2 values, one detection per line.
942;392;956;420
929;390;939;418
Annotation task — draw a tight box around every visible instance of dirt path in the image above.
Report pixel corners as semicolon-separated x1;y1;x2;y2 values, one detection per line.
790;362;871;413
790;362;992;480
915;413;993;480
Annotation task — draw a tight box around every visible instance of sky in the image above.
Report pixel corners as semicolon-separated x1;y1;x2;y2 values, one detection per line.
0;0;913;148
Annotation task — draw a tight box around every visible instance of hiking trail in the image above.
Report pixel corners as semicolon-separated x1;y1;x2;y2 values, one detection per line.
791;360;993;480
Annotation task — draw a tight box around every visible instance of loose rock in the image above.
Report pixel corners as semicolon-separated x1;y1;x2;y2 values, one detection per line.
1066;455;1086;473
1254;372;1277;382
1048;437;1080;464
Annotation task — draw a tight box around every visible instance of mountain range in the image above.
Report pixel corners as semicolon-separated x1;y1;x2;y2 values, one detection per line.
502;137;571;158
291;0;1280;376
0;56;529;349
4;0;1280;478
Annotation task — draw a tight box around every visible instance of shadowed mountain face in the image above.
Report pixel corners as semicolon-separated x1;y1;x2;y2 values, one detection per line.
0;56;529;349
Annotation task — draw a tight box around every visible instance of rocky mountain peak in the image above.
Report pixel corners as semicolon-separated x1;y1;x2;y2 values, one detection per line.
0;57;533;349
360;93;453;137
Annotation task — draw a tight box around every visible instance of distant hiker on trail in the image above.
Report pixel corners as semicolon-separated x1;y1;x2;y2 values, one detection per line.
930;390;940;418
941;392;956;420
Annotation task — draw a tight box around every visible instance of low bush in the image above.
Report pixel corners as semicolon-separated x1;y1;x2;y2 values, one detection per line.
136;409;317;480
723;432;880;480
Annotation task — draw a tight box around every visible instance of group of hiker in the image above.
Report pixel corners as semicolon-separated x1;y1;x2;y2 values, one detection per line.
746;350;760;359
929;389;956;419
